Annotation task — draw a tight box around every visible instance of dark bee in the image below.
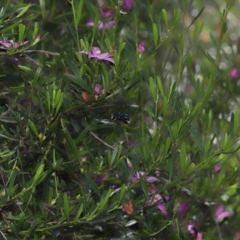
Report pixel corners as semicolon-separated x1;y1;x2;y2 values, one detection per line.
111;112;130;124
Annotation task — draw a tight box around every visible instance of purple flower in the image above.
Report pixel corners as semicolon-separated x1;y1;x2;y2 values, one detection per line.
138;40;145;53
94;174;106;183
157;203;167;216
122;0;134;11
127;159;133;168
230;67;239;79
178;202;189;219
131;171;159;183
148;183;158;194
79;47;115;64
145;193;168;216
145;193;162;205
0;40;28;49
214;205;231;222
213;165;221;173
96;0;101;6
100;6;115;18
86;19;116;30
94;83;101;96
187;222;203;239
196;232;203;240
187;223;197;236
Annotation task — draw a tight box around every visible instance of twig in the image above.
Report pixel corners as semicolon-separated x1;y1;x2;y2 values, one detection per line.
90;131;115;150
0;49;60;56
24;50;60;56
0;231;8;240
213;215;224;240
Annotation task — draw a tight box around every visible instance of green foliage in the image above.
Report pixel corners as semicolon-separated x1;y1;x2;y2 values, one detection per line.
0;0;240;239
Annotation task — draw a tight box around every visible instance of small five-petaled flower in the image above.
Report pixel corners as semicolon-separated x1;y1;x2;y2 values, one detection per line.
0;40;28;49
79;46;115;64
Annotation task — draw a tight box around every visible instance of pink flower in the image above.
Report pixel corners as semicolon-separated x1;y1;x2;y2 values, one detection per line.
122;0;134;10
187;223;197;236
145;194;168;216
196;232;203;240
127;159;133;168
138;40;145;52
86;19;116;30
131;171;159;183
94;83;101;96
32;35;41;45
145;193;162;205
100;6;115;18
234;232;240;240
94;174;106;183
79;46;115;64
213;165;221;173
0;40;28;49
187;222;202;239
157;203;167;216
214;205;231;222
148;183;158;194
178;202;189;219
230;67;240;79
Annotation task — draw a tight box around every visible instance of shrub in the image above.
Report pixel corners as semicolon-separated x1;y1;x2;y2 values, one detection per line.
0;0;239;239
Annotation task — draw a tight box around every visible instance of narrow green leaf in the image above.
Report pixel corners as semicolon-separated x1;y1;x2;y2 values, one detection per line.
18;24;26;43
7;169;18;197
233;112;239;135
0;116;17;123
32;22;40;42
63;192;70;221
101;64;110;91
162;9;168;29
85;174;100;196
39;0;46;18
0;132;19;141
149;77;156;101
33;163;45;185
97;189;112;213
111;184;126;205
25;221;38;238
65;71;92;93
156;76;164;97
110;145;121;167
74;204;83;221
18;65;33;72
189;126;204;154
152;23;158;48
61;119;81;159
187;7;205;29
28;120;39;138
168;157;174;180
164;137;172;155
139;174;149;200
76;0;84;25
16;5;33;18
180;143;186;173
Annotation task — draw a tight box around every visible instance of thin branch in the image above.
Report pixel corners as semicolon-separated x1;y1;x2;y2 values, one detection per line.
90;131;115;150
24;50;60;56
0;49;60;56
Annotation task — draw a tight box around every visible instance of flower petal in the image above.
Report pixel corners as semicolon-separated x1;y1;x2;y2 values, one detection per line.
146;176;159;183
122;0;134;10
157;203;167;216
79;50;89;55
91;47;101;55
196;232;203;240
